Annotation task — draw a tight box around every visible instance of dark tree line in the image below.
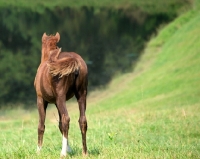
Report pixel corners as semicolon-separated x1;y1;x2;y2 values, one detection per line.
0;6;177;105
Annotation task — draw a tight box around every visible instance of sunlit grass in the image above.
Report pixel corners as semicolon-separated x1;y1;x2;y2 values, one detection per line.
0;104;199;158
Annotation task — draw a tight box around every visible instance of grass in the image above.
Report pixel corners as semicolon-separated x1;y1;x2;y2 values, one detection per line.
1;1;200;159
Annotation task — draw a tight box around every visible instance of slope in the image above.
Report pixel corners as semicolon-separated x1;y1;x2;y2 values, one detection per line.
87;2;200;113
77;2;200;158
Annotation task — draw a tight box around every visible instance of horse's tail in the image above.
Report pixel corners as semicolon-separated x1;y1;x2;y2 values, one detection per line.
47;48;79;78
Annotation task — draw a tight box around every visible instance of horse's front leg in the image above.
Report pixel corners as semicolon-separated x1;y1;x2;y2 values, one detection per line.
56;96;71;157
37;96;48;153
76;91;88;155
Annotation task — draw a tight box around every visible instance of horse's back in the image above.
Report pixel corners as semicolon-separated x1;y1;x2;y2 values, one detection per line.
35;51;88;103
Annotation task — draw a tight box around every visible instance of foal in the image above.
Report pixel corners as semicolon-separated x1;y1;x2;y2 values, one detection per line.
34;32;88;157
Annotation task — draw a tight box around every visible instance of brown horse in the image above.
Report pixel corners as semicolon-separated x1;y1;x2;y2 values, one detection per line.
34;32;88;157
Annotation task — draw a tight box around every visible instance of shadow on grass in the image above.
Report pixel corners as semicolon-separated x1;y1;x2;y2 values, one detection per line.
68;147;100;157
89;148;100;156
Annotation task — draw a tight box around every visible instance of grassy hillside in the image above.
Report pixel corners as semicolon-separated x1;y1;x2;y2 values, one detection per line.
91;6;200;113
0;1;200;159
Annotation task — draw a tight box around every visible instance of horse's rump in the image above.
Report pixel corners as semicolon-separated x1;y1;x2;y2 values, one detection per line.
47;48;79;78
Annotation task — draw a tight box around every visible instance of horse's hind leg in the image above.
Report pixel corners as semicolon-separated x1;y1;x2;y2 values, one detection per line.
56;97;71;157
76;90;88;155
56;105;62;134
37;97;48;153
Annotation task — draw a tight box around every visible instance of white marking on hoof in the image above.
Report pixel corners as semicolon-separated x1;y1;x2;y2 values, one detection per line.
37;145;42;154
60;135;71;157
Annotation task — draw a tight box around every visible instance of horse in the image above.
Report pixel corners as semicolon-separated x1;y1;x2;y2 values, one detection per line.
34;32;88;157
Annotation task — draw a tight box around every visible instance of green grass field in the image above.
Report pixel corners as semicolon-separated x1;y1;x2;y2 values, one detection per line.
0;2;200;159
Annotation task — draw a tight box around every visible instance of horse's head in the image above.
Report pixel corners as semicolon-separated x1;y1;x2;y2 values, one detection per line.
42;32;60;50
41;32;60;62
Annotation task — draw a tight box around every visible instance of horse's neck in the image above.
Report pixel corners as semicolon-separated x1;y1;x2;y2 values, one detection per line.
41;48;50;63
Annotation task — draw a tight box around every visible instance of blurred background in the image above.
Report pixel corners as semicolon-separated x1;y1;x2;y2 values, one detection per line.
0;0;192;106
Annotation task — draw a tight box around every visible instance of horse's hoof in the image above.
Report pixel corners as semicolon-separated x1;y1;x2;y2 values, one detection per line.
82;151;88;157
60;153;66;158
36;146;42;154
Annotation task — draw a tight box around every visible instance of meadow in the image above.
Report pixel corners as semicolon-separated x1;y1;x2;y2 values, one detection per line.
0;1;200;159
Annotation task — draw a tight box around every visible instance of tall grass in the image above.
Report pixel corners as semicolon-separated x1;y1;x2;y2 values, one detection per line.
0;1;200;159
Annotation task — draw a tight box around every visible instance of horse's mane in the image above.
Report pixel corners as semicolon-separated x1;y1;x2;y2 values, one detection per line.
47;48;79;78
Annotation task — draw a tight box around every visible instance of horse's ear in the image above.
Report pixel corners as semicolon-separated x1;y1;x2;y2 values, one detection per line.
55;32;60;42
42;32;47;42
